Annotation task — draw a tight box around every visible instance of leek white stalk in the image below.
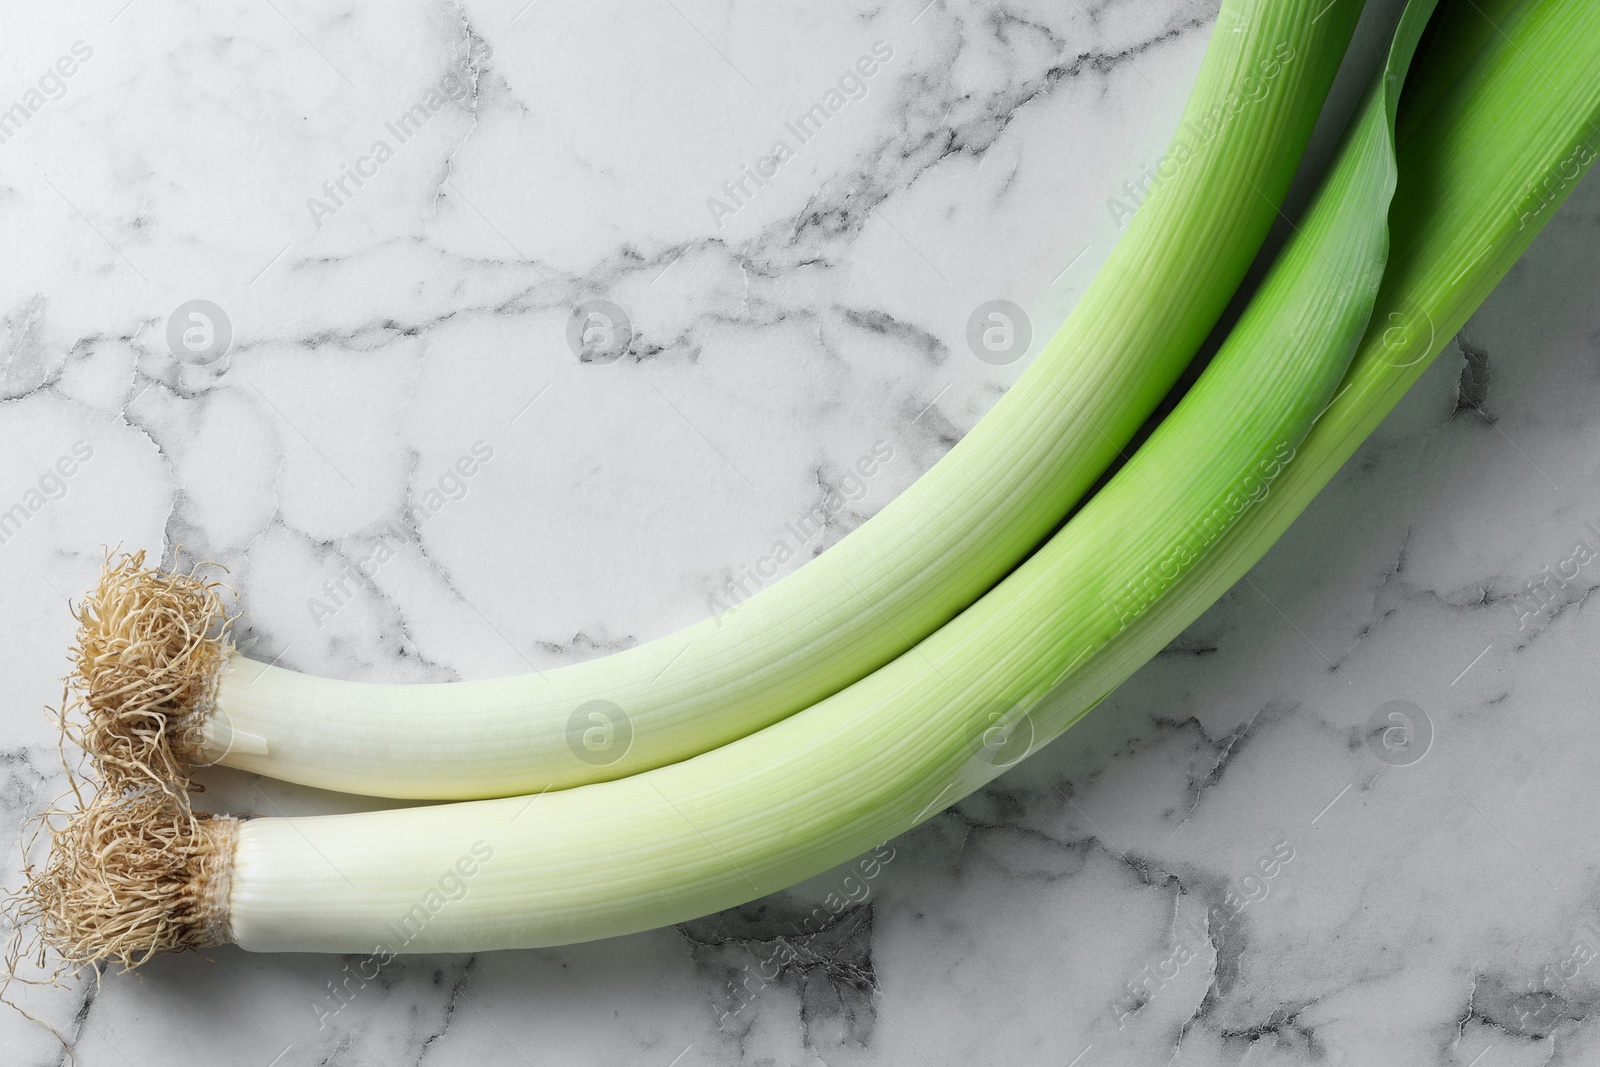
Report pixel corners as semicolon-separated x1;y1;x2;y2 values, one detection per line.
38;0;1588;965
74;0;1367;801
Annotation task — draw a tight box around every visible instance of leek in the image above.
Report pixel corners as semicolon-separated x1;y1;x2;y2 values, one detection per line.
40;0;1600;965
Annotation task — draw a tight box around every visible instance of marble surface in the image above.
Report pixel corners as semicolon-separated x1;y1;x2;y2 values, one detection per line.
3;0;1600;1063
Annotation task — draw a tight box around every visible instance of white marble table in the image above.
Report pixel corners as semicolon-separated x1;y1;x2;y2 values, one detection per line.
3;0;1598;1063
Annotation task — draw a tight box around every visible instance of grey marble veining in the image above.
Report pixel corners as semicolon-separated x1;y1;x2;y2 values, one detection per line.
3;0;1600;1064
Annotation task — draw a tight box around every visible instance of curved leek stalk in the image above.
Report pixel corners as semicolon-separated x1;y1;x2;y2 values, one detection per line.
77;0;1366;800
